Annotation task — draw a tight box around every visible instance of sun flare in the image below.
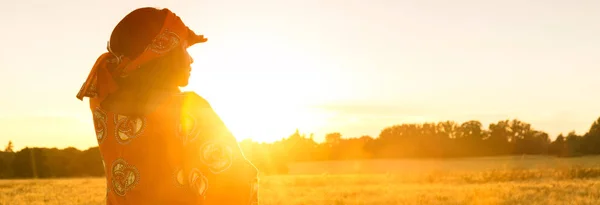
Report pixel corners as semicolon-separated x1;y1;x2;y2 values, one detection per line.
183;41;341;143
213;103;329;142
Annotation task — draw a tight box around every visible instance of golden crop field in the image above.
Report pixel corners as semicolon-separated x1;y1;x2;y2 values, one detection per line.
3;156;600;205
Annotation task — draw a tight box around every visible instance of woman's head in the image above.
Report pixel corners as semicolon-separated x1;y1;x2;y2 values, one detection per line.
109;7;195;90
76;7;207;102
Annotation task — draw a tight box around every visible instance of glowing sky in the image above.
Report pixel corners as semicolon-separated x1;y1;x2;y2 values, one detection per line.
1;0;599;151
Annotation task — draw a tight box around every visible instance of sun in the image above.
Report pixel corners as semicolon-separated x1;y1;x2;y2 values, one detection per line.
184;82;325;143
214;103;329;142
182;33;342;142
179;87;333;143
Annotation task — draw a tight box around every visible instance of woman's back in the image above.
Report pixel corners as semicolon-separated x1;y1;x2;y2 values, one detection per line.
76;7;259;204
91;92;258;204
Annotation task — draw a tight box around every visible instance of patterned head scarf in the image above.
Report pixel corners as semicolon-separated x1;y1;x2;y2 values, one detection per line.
76;8;207;101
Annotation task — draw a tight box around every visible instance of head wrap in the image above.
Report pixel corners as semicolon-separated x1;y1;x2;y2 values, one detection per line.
76;9;207;101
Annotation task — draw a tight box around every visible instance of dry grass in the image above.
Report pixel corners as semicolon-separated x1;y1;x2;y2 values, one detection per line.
0;178;105;205
3;156;600;205
262;176;600;205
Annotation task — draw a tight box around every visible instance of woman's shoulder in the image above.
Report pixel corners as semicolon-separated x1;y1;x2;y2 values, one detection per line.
178;91;212;109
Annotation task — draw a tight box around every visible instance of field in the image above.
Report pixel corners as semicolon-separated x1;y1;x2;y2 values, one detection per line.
3;156;600;205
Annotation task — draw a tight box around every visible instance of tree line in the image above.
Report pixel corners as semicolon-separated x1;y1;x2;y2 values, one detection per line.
0;144;104;179
2;117;600;178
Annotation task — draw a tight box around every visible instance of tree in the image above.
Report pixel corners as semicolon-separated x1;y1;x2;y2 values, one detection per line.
549;133;566;156
437;121;459;139
0;158;7;178
11;148;49;178
325;132;342;146
487;120;511;155
457;120;485;141
565;131;583;157
583;117;600;154
4;141;13;153
456;120;486;156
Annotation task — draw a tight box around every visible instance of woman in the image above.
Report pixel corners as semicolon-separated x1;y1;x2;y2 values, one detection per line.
76;7;259;204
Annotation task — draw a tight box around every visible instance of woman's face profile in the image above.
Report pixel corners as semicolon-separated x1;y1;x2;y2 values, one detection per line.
175;48;194;87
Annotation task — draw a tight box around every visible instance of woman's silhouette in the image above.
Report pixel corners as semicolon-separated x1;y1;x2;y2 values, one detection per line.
76;7;259;204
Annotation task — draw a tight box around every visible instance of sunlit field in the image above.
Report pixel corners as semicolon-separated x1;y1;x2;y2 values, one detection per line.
3;156;600;205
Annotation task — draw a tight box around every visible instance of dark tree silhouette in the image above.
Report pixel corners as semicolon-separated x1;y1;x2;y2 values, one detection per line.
4;141;13;152
11;148;49;178
4;116;600;178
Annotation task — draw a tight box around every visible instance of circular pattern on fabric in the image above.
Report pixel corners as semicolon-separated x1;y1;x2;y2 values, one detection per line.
149;30;181;54
188;168;208;196
199;140;234;174
114;115;146;144
111;158;140;196
92;108;107;144
173;168;186;187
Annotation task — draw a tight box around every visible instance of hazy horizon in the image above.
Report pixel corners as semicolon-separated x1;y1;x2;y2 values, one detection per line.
1;0;599;151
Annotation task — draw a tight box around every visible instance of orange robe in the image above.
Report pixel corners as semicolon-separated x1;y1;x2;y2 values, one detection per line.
89;92;259;204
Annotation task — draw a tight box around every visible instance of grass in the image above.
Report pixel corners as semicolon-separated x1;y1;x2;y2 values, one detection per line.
3;155;600;205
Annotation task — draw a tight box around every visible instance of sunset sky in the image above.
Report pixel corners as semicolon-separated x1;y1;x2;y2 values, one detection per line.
0;0;599;151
